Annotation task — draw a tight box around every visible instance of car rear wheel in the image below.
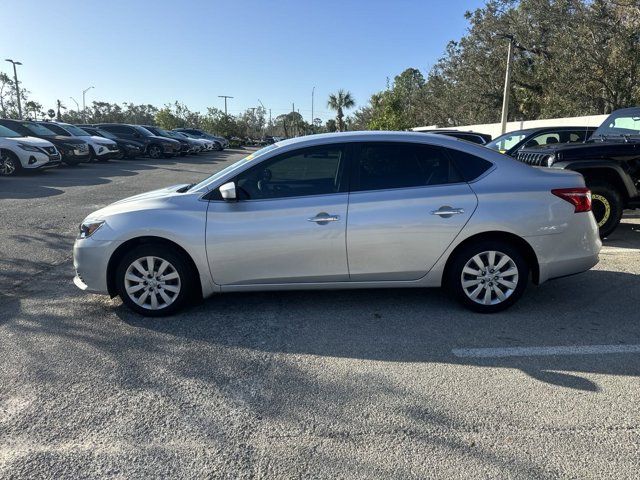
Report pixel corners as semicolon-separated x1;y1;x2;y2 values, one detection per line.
0;150;21;176
589;181;623;239
148;144;163;159
448;240;529;313
115;245;194;317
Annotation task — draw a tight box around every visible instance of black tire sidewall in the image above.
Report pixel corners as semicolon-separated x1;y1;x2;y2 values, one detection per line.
115;245;193;317
447;240;529;313
589;182;623;238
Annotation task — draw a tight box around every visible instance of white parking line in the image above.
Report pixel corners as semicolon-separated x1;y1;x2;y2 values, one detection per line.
452;344;640;358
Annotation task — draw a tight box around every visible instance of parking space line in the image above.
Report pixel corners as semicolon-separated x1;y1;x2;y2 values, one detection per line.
452;344;640;358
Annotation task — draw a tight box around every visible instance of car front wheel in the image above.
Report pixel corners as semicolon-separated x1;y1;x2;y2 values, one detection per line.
448;240;529;313
148;144;163;159
115;245;194;316
0;150;21;176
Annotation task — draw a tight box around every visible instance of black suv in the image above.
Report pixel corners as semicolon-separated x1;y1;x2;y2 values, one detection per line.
487;126;596;156
515;107;640;237
0;118;90;166
141;125;193;156
96;124;180;159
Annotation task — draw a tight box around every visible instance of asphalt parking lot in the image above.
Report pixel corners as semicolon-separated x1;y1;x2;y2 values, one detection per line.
1;150;639;479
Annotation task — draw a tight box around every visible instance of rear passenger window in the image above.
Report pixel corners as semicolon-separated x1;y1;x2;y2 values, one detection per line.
445;149;493;182
353;143;462;192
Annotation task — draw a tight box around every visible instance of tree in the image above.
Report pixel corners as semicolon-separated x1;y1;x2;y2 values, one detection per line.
327;89;355;131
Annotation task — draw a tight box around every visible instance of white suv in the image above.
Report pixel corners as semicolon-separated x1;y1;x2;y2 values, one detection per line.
0;124;61;176
39;122;120;161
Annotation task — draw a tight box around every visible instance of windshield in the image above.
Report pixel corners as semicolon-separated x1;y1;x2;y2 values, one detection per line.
61;124;91;136
192;144;279;192
592;110;640;139
486;131;528;152
94;128;117;140
0;125;22;138
23;122;57;137
133;126;154;136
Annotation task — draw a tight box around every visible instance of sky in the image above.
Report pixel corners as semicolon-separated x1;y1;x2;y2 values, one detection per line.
1;0;485;122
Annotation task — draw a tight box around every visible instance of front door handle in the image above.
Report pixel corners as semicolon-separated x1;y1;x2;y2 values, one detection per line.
431;207;465;218
308;212;340;225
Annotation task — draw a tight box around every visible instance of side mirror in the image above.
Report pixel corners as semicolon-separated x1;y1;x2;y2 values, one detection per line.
133;132;141;138
219;181;237;201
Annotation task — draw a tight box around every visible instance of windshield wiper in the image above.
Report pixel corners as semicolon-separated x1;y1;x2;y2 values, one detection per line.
177;183;195;193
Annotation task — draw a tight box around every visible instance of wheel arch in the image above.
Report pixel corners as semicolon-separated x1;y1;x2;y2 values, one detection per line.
106;236;203;299
442;231;540;285
566;163;635;202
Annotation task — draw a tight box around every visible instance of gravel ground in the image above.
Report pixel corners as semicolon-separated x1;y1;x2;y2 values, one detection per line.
1;150;639;479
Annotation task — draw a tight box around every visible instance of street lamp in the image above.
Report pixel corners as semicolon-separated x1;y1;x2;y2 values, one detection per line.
5;59;23;119
498;35;515;135
82;86;94;122
311;86;315;129
70;97;80;115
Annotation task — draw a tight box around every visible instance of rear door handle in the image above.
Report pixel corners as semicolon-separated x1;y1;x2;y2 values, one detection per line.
308;212;340;224
431;207;465;218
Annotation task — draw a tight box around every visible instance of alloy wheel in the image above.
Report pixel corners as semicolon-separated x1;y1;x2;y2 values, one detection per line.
149;145;162;159
460;250;519;306
0;155;16;176
124;256;181;310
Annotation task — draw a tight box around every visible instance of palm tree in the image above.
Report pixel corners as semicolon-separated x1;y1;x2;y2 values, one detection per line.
327;89;355;132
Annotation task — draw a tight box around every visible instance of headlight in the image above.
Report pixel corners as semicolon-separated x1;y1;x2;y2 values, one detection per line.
545;155;556;167
78;220;105;239
18;143;41;152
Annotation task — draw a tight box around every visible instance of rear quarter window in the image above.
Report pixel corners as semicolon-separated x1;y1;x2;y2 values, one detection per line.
446;149;493;182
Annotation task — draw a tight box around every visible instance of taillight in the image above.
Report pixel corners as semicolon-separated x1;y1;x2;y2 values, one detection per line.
552;188;592;213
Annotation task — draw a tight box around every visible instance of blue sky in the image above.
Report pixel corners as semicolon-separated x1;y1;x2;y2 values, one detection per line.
1;0;485;121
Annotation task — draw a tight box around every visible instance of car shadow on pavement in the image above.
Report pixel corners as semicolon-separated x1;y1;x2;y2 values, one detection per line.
116;268;640;393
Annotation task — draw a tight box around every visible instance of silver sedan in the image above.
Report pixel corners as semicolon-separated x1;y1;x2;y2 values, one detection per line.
73;131;601;316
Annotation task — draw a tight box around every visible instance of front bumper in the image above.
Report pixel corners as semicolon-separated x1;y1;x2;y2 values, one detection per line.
95;146;121;159
73;237;121;295
19;151;55;170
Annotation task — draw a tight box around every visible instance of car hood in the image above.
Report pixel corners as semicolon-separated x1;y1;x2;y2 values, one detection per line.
150;135;180;145
47;135;87;145
518;139;639;159
6;136;55;148
89;136;117;145
88;184;191;219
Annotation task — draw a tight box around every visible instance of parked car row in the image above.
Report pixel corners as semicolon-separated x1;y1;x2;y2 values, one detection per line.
0;119;230;176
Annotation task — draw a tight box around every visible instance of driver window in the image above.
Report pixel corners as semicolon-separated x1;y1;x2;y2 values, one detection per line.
528;132;560;146
235;145;345;200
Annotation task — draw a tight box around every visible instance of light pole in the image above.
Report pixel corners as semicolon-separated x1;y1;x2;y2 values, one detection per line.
311;86;315;129
499;36;515;135
5;59;23;119
70;96;80;115
82;86;94;122
218;95;233;116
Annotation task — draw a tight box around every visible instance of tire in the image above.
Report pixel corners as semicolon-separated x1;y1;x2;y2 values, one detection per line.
0;150;22;176
447;240;529;314
115;244;195;317
213;142;222;151
589;181;623;238
148;144;163;159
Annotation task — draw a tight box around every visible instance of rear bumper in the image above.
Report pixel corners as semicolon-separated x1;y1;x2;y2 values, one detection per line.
526;212;602;284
